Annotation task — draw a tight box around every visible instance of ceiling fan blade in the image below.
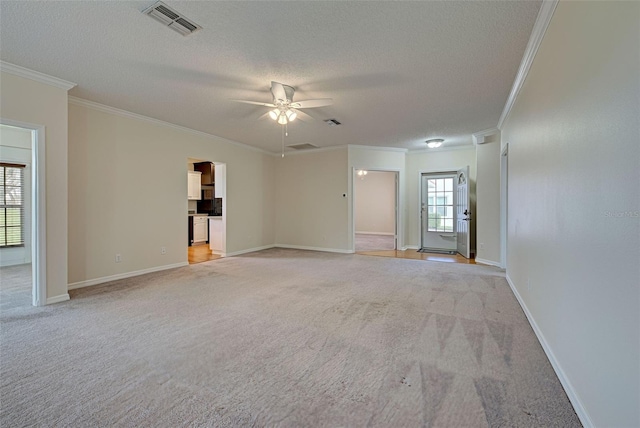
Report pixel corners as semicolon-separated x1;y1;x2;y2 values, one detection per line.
231;99;277;107
294;109;314;122
291;98;333;109
271;81;287;102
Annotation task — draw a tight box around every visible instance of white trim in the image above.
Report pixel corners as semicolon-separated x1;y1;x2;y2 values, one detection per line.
1;119;47;307
348;144;408;153
281;145;347;157
472;128;500;145
497;0;558;129
402;245;420;251
67;262;188;290
500;143;509;269
68;97;273;156
407;144;475;154
0;61;76;91
355;231;395;236
46;293;70;305
475;258;502;268
223;244;275;257
275;244;354;254
505;274;593;428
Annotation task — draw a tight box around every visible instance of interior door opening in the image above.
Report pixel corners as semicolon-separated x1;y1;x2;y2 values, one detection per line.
353;170;398;252
0;121;44;307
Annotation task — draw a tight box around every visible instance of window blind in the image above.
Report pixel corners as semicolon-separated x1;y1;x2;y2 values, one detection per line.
0;163;25;247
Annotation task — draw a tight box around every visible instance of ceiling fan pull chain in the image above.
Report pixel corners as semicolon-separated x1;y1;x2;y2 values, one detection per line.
281;125;285;158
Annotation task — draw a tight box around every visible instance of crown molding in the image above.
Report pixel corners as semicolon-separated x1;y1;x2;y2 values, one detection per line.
0;61;76;91
279;144;348;157
497;0;558;129
472;127;500;145
407;144;475;154
348;144;408;153
68;96;273;156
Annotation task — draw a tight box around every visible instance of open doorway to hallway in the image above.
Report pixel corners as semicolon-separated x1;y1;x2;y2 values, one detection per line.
354;170;398;252
0;124;34;308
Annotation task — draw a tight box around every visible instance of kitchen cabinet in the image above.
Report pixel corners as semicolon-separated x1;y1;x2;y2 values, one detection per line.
193;215;208;243
214;163;225;198
209;217;223;253
187;171;201;200
194;162;215;185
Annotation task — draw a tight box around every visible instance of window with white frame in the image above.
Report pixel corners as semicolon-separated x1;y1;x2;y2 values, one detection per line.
427;177;454;232
0;163;25;247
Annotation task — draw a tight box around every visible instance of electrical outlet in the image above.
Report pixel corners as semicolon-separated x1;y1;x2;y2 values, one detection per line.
115;253;122;263
161;247;166;255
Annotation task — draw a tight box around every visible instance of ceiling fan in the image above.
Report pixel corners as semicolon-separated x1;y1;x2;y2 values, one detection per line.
233;81;332;125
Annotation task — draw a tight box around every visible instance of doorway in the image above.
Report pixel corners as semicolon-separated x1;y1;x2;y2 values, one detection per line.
0;120;46;307
420;173;457;253
420;167;471;258
354;170;398;252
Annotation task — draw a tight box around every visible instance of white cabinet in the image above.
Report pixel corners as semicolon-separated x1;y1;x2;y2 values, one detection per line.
193;215;208;243
188;171;201;200
214;164;225;198
209;218;223;253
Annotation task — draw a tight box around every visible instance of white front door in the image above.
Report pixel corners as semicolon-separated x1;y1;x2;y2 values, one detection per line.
421;173;457;252
456;167;471;258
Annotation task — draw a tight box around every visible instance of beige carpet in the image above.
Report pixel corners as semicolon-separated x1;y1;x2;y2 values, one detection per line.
0;249;579;427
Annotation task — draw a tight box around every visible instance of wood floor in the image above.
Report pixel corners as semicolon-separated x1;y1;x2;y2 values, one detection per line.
356;249;476;264
188;244;222;264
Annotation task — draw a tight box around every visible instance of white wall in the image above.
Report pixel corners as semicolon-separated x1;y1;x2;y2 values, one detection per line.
475;134;501;264
275;147;349;252
0;125;32;266
355;171;395;235
68;100;275;285
405;147;476;249
500;1;639;426
0;71;70;301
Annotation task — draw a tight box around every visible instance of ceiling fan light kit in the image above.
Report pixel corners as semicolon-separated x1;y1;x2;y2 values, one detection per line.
233;81;332;126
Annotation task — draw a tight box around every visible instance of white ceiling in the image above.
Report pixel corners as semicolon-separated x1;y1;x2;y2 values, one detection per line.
0;1;541;154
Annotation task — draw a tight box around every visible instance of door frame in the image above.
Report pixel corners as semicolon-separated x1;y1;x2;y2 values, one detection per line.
1;118;47;306
350;167;400;253
417;168;467;254
500;144;509;269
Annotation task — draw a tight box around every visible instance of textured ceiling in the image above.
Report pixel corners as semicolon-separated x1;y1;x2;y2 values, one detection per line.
0;1;541;153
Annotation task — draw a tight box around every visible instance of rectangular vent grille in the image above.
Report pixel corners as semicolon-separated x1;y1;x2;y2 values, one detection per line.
288;143;318;150
143;1;201;36
324;119;342;126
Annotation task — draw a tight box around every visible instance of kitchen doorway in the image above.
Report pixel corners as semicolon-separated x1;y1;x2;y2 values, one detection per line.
0;120;46;307
186;158;226;264
353;170;398;252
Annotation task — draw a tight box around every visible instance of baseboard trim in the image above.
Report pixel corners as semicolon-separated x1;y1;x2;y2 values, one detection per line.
275;244;354;254
402;245;420;251
505;274;593;427
46;293;70;305
355;231;395;236
67;262;189;291
475;258;502;268
224;244;275;257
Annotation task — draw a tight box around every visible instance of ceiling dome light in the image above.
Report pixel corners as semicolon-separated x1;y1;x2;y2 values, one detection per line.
426;138;444;148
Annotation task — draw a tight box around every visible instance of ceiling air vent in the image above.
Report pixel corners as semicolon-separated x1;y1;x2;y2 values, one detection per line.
324;119;342;126
143;1;201;36
288;143;318;150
